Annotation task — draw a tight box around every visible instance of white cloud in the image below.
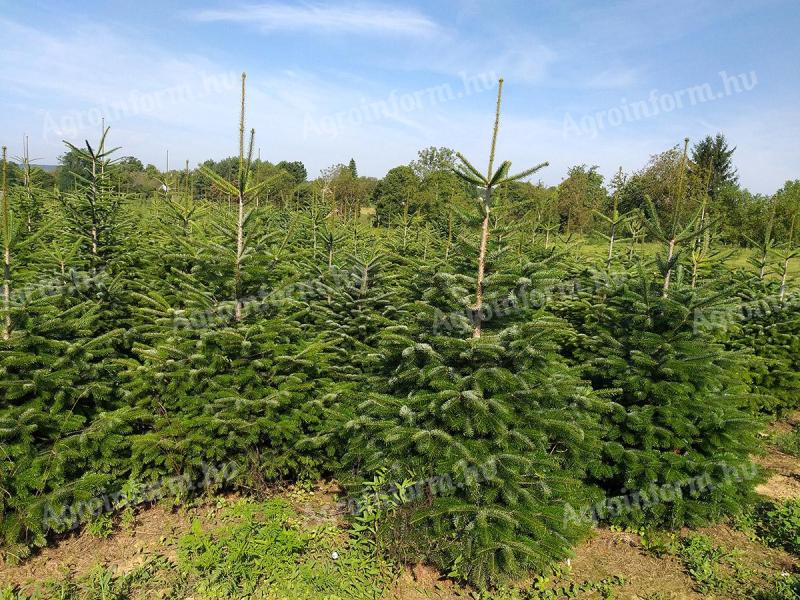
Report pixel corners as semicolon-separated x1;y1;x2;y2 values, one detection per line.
0;13;792;194
375;32;556;84
192;3;440;37
585;68;639;89
0;17;243;161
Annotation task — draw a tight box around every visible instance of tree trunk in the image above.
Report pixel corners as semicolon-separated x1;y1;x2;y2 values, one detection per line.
234;191;244;321
606;223;616;268
445;204;453;261
663;238;676;295
473;189;491;338
780;258;789;303
3;246;10;340
2;147;10;340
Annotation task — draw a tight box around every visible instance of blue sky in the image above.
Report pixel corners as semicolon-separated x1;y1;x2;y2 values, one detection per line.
0;0;797;192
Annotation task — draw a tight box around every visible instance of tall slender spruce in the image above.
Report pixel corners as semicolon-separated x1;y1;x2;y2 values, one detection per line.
772;213;798;303
1;146;9;340
598;167;628;268
199;72;270;322
642;138;709;295
236;74;247;321
60;127;123;270
663;137;690;294
20;136;35;233
453;79;548;337
749;199;776;281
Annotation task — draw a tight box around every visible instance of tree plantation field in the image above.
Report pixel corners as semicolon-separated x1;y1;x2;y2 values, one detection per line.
576;240;800;278
1;77;800;599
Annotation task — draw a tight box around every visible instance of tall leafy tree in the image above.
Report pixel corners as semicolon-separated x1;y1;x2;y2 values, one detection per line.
772;179;800;243
691;133;738;198
371;165;419;226
556;165;607;234
410;146;457;178
55;147;90;192
276;160;307;184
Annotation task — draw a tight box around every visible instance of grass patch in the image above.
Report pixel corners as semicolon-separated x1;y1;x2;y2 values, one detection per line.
749;499;800;556
1;498;396;600
775;425;800;458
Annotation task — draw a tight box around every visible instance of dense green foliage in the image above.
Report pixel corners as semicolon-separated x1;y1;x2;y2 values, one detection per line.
0;80;797;591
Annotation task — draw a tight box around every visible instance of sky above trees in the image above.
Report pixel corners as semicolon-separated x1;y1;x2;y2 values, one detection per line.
0;0;797;193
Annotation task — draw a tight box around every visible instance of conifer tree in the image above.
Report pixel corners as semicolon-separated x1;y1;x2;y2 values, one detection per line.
747;198;776;281
15;137;45;234
2;147;9;340
596;167;630;268
640;138;706;294
732;303;800;414
336;80;605;588
58;129;124;270
625;210;646;260
0;221;131;554
452;79;548;337
770;212;798;303
198;73;272;322
691;133;738;198
556;262;760;527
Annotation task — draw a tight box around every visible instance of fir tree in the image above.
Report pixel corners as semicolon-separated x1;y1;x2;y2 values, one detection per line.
336;80;604;587
747;198;776;281
769;212;798;303
58;129;125;270
691;133;738;198
2;147;9;340
596;167;630;268
556;265;761;527
451;79;548;337
198;73;272;322
640;138;708;295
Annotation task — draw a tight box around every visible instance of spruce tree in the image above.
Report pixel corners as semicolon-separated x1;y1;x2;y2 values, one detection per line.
337;80;604;587
691;133;738;198
58;129;125;270
747;198;776;281
2;147;9;340
770;212;798;303
451;79;548;337
198;73;273;322
596;167;630;268
556;260;761;528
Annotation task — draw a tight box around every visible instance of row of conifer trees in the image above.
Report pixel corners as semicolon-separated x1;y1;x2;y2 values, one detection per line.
0;78;797;587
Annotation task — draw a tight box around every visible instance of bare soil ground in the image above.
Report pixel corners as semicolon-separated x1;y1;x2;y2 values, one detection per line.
1;502;205;591
755;411;800;501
